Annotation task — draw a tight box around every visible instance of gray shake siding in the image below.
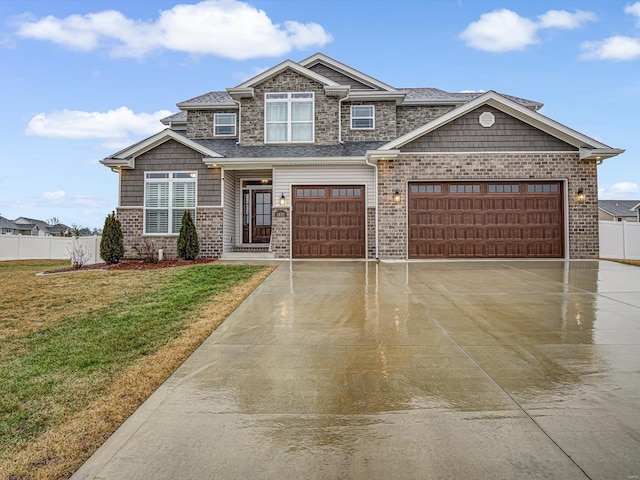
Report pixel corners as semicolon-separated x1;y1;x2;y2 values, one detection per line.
120;140;221;207
402;106;578;152
307;64;375;90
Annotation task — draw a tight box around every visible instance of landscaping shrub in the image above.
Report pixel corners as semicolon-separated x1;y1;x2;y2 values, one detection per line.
100;212;125;265
177;210;199;260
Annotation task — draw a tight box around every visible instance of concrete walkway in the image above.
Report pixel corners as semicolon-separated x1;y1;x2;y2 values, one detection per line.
73;260;640;480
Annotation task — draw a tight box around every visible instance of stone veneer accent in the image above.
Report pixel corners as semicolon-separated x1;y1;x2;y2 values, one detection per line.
187;110;238;140
271;207;290;259
240;69;339;146
116;207;223;259
396;105;457;137
341;101;397;142
377;152;598;260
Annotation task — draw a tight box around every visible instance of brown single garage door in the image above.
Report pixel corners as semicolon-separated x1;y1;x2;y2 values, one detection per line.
408;181;564;258
292;185;365;258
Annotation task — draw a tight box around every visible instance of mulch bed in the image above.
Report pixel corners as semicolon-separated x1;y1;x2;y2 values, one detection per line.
44;258;215;274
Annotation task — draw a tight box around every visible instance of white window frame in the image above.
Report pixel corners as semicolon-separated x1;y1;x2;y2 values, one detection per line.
264;92;314;143
350;105;375;130
144;171;197;235
214;113;236;137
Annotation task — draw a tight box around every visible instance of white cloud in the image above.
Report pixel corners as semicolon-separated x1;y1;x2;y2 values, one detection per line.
233;65;270;82
581;35;640;60
13;0;332;60
599;182;640;199
459;8;596;53
538;10;597;29
43;190;66;201
581;3;640;61
459;89;486;93
625;2;640;26
25;107;170;147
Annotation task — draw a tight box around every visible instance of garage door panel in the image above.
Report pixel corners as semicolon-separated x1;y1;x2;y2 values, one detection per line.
409;181;564;259
292;185;365;259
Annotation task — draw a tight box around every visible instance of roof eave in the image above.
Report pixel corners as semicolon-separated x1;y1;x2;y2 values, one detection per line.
579;147;625;161
203;156;370;170
176;102;238;109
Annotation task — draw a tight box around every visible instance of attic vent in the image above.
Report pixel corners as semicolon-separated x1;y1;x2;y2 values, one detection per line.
479;111;495;128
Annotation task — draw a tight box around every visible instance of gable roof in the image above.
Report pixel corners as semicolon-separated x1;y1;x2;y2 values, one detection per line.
176;91;235;109
101;129;222;169
598;200;640;217
234;59;340;90
379;91;624;160
298;53;398;92
402;88;542;109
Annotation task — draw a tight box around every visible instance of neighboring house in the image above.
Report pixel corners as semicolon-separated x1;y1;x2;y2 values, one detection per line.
598;200;640;222
0;216;27;235
12;217;72;236
101;53;624;260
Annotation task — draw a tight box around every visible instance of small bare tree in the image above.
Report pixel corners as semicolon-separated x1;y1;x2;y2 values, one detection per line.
133;238;158;263
67;242;92;269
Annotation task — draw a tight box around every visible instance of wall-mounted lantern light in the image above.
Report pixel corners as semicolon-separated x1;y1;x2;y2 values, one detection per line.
393;189;401;204
576;188;586;202
280;193;286;206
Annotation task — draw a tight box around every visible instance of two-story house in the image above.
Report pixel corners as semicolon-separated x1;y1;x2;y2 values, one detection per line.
101;53;623;260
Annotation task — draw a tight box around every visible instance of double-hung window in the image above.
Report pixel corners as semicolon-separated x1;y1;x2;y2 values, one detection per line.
351;105;375;129
265;92;314;143
144;172;196;234
214;113;236;136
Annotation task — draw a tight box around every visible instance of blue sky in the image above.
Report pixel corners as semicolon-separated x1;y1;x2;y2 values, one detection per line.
0;0;638;229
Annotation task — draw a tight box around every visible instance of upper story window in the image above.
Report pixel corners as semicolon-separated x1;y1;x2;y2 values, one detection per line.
351;105;375;130
214;113;236;136
265;92;314;143
144;172;196;235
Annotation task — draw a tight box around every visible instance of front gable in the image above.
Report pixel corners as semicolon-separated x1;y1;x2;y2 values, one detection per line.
238;68;341;146
380;91;623;161
401;105;577;153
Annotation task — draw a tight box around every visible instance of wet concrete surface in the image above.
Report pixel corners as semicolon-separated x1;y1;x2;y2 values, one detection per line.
72;260;640;480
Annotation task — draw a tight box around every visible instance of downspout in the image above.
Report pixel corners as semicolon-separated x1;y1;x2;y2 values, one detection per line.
365;155;379;260
232;99;241;145
338;96;346;144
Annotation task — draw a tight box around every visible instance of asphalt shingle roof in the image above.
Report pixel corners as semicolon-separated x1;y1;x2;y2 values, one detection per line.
193;138;386;158
178;91;234;105
598;200;640;217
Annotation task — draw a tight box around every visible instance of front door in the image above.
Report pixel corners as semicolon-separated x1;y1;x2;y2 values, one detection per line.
243;189;272;243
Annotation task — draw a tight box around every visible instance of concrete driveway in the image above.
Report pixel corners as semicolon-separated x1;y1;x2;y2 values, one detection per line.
73;260;640;480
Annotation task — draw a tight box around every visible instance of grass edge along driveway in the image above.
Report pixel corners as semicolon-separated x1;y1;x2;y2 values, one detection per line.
0;261;275;480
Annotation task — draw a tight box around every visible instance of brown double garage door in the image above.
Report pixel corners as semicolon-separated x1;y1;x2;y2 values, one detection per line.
291;181;564;259
409;181;564;258
292;185;366;258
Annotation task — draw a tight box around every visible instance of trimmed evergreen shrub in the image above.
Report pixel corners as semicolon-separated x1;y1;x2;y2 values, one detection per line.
100;212;125;265
177;210;199;260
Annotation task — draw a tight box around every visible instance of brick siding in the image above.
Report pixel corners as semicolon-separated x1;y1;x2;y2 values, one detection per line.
116;207;223;259
377;152;599;260
271;207;290;259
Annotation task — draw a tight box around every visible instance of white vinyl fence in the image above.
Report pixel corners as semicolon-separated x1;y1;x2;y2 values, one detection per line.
599;221;640;260
0;235;103;264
